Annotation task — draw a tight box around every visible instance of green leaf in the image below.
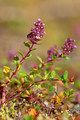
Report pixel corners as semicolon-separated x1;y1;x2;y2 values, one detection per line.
14;56;19;61
32;48;36;51
52;55;57;59
50;71;56;80
69;89;74;95
27;53;32;58
13;56;20;66
24;77;30;85
10;78;21;86
18;71;27;78
24;54;32;61
62;110;70;120
38;63;42;68
47;62;53;68
62;54;70;60
34;104;41;110
37;56;43;63
63;71;68;81
41;82;48;88
24;41;30;48
58;71;68;85
48;84;55;93
58;75;63;80
18;51;23;57
23;115;33;120
65;56;70;60
14;56;19;66
44;70;50;79
13;60;20;66
74;80;80;89
64;89;74;97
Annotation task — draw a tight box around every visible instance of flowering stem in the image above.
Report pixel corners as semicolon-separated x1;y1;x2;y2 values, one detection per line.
3;56;59;105
20;43;34;64
0;43;34;105
7;43;34;82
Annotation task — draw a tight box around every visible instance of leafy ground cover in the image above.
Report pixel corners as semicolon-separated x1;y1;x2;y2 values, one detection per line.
0;19;80;120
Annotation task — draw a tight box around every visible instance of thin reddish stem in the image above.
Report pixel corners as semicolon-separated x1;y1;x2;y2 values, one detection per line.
20;43;34;64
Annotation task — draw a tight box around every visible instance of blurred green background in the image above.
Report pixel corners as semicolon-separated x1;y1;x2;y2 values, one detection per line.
0;0;80;76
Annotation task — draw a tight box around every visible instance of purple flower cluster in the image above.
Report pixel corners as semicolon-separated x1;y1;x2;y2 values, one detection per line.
62;38;77;55
47;38;77;61
47;46;62;61
27;18;45;44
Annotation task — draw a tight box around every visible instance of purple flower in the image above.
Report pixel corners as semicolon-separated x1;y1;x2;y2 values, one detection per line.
47;46;62;61
27;18;45;44
8;50;16;61
62;38;77;55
